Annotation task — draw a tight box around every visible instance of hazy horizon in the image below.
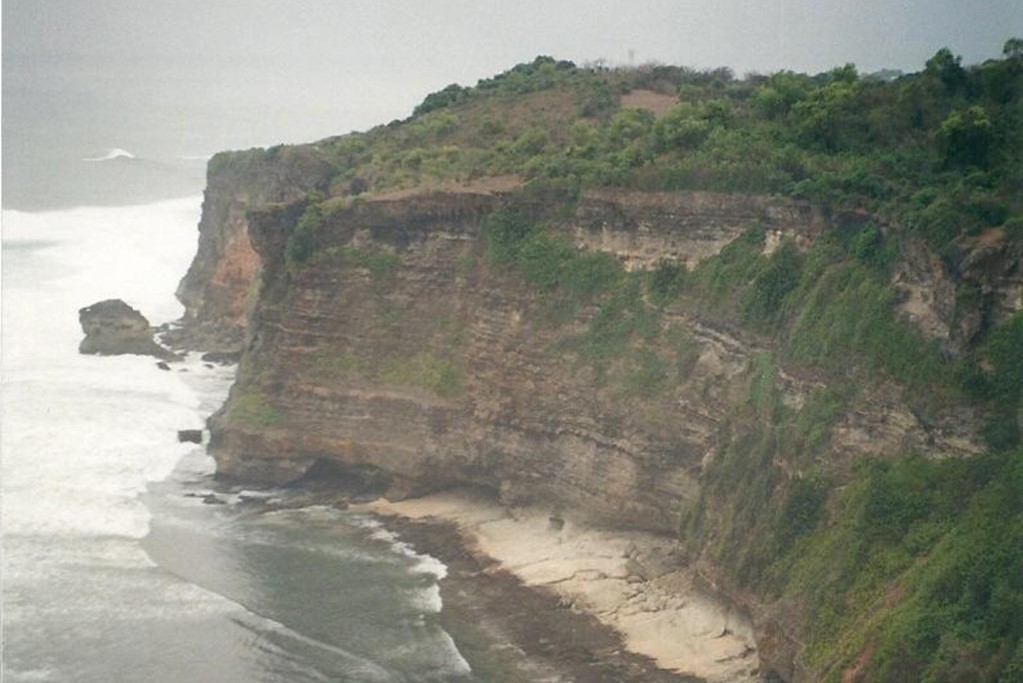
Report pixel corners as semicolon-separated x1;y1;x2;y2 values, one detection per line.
4;0;1022;209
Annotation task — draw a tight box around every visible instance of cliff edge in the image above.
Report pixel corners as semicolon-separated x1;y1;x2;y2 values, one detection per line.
174;51;1023;682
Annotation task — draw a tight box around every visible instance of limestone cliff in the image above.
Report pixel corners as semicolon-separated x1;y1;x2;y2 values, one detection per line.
211;188;806;527
174;145;334;350
173;47;1023;681
176;145;1021;682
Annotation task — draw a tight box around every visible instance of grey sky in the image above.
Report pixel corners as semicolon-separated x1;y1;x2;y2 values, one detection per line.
3;0;1022;210
6;0;1022;77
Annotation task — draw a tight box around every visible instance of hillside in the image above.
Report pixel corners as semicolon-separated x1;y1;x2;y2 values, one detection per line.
175;42;1023;682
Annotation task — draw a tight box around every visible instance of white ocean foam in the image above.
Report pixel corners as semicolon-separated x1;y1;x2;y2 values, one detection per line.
433;629;473;677
0;197;265;672
350;515;384;530
2;199;204;543
2;197;476;679
82;147;136;162
408;584;444;614
353;515;450;580
367;527;449;581
3;667;61;682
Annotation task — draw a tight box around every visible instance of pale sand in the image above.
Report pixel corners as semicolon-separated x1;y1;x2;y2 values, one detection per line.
362;490;759;683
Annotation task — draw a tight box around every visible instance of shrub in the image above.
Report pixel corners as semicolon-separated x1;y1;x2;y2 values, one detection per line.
778;476;829;547
647;260;688;304
622;348;667;396
938;106;994;169
286;203;324;265
985;312;1023;402
741;239;803;327
413;83;471;116
344;246;400;281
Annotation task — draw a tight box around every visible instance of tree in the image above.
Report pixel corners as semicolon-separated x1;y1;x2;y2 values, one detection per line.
413;83;470;116
937;106;994;168
925;47;968;94
792;77;865;151
750;70;813;119
1004;37;1023;60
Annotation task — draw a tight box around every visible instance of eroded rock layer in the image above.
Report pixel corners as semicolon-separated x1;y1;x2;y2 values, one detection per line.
204;187;977;528
177;150;1010;681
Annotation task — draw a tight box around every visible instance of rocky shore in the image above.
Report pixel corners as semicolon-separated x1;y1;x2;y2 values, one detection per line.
360;490;760;683
78;298;179;360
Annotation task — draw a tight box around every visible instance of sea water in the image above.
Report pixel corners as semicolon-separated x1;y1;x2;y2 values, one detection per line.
2;197;474;682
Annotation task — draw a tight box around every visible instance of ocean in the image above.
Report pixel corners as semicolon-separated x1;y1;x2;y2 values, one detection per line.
1;194;479;682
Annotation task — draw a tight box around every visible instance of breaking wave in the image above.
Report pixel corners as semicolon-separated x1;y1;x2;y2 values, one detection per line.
82;148;136;162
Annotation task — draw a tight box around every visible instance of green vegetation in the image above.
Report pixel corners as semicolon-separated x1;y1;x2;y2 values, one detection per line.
302;44;1020;261
775;448;1023;682
228;390;282;427
231;43;1023;681
240;38;1019;282
304;347;462;399
484;208;621;299
962;311;1023;451
342;246;401;280
285;202;324;266
571;276;660;365
379;351;462;398
466;110;1019;673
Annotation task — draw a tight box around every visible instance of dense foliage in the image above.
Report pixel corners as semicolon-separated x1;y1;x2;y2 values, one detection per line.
476;194;1021;682
312;44;1021;260
256;42;1023;681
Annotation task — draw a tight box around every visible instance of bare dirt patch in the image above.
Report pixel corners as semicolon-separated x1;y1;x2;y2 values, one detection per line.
621;89;679;118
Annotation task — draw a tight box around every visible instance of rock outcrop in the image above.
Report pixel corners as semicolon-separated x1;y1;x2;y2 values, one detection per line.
206;189;817;531
175;149;999;681
177;429;203;444
78;299;176;360
171;145;335;352
206;186;975;500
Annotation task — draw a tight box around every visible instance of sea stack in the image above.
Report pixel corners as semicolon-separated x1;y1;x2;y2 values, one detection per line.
78;299;177;360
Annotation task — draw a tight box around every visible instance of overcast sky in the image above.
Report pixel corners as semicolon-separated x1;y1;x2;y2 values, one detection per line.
7;0;1022;78
4;0;1023;209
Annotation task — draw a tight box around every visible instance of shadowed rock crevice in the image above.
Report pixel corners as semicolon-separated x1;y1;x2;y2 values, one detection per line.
291;458;393;499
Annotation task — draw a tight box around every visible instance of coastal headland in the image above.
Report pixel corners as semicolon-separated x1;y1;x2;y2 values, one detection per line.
171;52;1023;682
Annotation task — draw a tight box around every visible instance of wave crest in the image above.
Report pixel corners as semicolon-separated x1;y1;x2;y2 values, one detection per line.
83;148;136;162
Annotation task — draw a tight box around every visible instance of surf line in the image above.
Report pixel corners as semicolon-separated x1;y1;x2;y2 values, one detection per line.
83;148;136;162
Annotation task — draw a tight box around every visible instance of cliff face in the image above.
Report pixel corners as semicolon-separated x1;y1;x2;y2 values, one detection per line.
169;46;1023;680
180;156;1010;681
175;146;334;350
204;183;982;513
210;188;814;531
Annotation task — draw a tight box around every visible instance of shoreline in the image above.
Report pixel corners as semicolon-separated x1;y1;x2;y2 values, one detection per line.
360;490;760;683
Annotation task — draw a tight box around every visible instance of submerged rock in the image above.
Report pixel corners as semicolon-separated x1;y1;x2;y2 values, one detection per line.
200;350;242;365
177;429;203;444
78;299;177;360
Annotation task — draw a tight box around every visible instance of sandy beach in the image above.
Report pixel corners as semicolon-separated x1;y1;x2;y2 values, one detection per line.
363;490;760;683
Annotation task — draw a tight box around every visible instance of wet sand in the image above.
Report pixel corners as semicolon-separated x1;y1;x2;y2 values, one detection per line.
363;490;760;683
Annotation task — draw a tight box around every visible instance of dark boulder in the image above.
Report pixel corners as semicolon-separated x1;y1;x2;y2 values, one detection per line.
78;299;178;360
177;429;203;444
200;350;243;365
